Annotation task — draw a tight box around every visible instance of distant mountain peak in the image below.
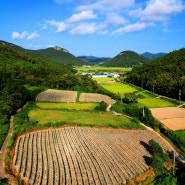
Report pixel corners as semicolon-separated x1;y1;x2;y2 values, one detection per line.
141;52;167;59
53;46;69;53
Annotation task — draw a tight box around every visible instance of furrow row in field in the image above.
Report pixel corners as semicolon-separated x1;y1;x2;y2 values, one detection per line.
13;127;169;185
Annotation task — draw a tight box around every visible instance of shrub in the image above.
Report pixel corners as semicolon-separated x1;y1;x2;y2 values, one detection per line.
94;101;108;111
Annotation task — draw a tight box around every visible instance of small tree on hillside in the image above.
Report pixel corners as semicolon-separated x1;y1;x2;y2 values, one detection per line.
94;101;108;111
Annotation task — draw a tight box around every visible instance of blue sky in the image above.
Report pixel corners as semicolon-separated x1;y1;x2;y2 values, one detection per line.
1;0;185;57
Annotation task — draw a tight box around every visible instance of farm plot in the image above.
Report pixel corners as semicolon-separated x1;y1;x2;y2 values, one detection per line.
101;83;176;108
79;93;116;104
36;89;77;102
150;107;185;130
13;127;171;185
35;102;98;110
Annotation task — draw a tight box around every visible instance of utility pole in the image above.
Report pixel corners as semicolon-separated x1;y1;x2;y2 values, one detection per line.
152;85;155;94
179;89;182;101
173;150;176;175
143;107;145;118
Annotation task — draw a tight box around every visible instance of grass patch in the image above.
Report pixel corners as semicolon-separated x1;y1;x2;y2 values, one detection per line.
36;102;99;110
28;109;144;129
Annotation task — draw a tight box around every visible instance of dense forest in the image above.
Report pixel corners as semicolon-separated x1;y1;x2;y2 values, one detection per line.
126;48;185;101
0;42;102;148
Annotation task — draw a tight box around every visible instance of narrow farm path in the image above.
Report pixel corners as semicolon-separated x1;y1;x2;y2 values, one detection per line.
0;116;13;179
0;102;28;181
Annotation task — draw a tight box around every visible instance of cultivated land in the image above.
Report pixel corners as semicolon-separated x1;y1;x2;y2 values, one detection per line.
36;89;77;103
150;107;185;130
29;109;142;129
75;67;132;73
36;102;99;110
101;82;177;108
36;90;115;105
13;127;171;185
3;87;184;184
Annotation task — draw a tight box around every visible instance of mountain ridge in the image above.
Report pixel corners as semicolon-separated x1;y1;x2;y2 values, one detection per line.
0;40;168;66
141;52;167;59
101;50;150;67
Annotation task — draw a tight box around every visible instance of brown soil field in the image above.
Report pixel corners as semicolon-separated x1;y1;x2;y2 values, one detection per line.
150;107;185;130
12;127;172;185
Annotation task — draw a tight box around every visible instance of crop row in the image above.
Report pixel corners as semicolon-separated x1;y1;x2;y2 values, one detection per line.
36;89;77;102
79;93;116;104
13;127;169;185
36;89;115;104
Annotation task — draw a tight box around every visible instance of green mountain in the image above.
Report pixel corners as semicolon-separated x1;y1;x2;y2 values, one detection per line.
77;55;110;63
26;46;92;66
141;52;167;59
102;50;150;67
126;48;185;101
0;40;90;66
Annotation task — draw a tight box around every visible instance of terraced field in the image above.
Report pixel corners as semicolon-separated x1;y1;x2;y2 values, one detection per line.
13;127;171;185
36;89;115;104
79;93;116;104
36;89;77;102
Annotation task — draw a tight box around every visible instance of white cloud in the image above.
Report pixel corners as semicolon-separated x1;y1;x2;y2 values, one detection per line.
46;20;68;32
11;31;40;40
27;32;40;40
77;0;134;11
47;0;184;35
11;31;28;39
46;11;97;33
67;11;97;23
104;13;127;26
112;22;154;34
69;22;98;34
130;0;185;21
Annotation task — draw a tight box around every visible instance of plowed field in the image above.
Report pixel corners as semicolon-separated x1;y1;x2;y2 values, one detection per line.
13;127;171;185
150;107;185;130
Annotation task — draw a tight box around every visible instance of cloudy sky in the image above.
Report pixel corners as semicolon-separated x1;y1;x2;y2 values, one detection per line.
1;0;185;57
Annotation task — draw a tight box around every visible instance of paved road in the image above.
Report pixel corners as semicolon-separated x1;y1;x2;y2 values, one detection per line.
0;116;13;179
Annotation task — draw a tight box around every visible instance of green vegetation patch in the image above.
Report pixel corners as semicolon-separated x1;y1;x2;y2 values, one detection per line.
92;77;115;82
101;82;136;94
75;66;132;72
36;102;99;110
29;109;143;129
136;92;176;108
101;83;176;108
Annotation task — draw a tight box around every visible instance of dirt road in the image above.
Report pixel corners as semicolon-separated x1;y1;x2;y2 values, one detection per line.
0;116;13;179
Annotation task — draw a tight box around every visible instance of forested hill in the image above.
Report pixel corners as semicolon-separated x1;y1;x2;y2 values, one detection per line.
26;47;91;66
0;40;90;66
102;50;150;67
126;48;185;101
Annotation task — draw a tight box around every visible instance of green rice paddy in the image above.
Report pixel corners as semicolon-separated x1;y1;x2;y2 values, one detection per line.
75;66;132;72
101;82;176;108
29;109;143;129
36;102;98;110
